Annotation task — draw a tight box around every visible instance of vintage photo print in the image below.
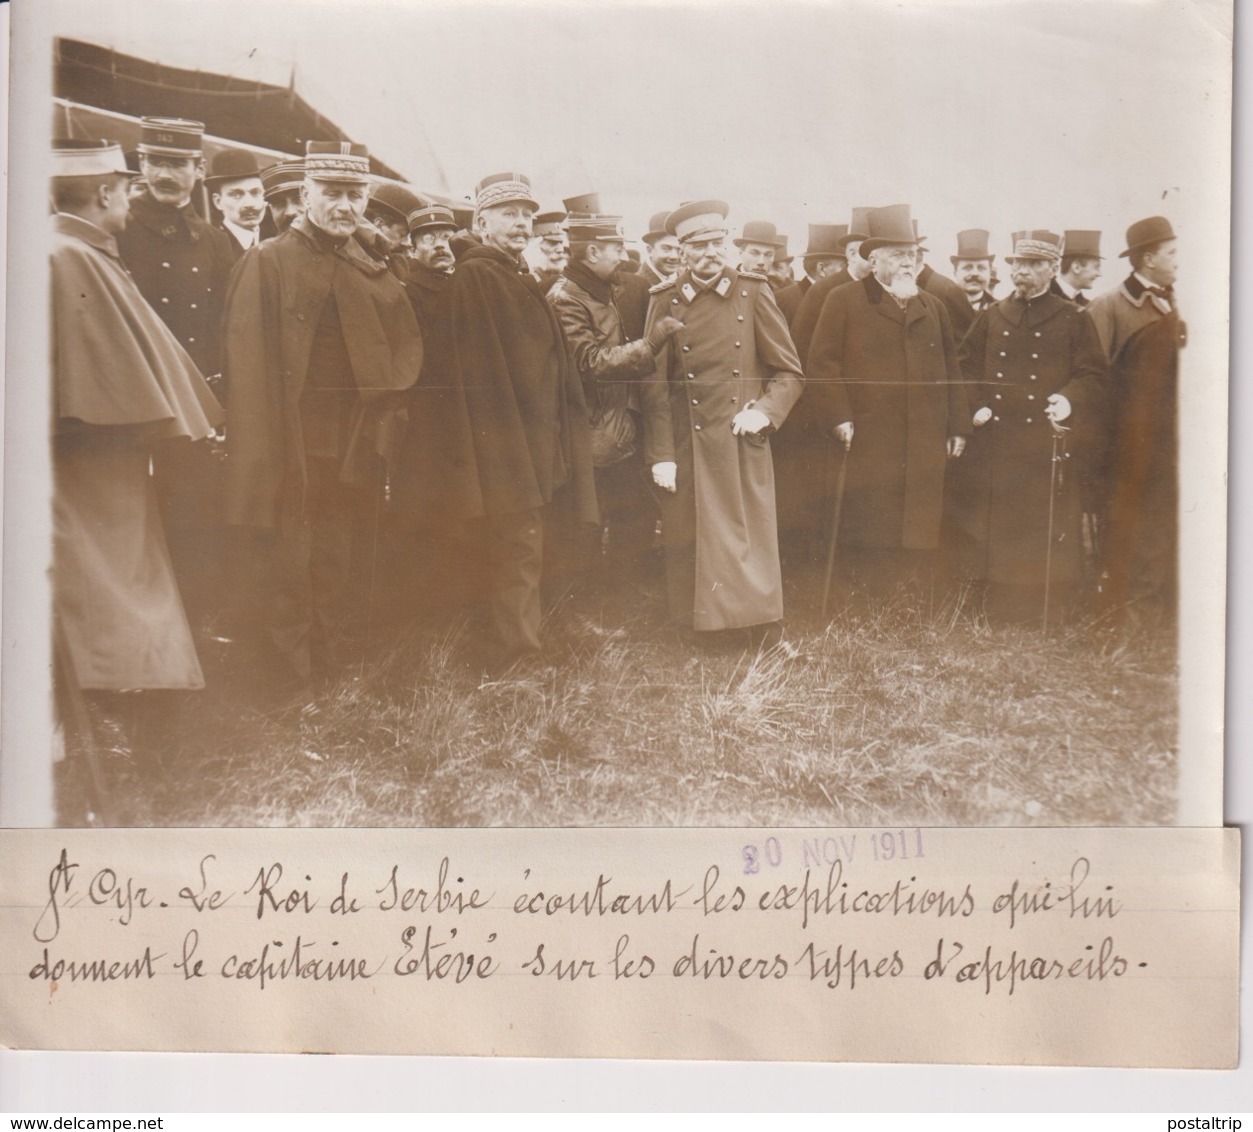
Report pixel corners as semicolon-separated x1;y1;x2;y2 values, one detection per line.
3;0;1232;830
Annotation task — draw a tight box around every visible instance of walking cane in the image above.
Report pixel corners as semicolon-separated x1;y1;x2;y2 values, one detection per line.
1041;423;1068;634
820;442;850;619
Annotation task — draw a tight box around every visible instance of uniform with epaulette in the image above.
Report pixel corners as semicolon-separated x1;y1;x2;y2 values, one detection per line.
640;201;802;638
114;118;237;639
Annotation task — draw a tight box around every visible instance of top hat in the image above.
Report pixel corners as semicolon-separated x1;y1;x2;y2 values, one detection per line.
801;222;847;259
1119;216;1176;257
369;182;426;225
136;117;205;159
642;210;672;245
840;206;874;247
857;204;923;259
475;171;540;212
305;141;371;184
951;228;994;264
1006;230;1064;261
1062;229;1102;260
667;199;730;243
204;148;262;186
408;204;457;236
562;192;602;217
52;139;138;178
734;219;785;249
533;210;567;237
773;235;792;263
260;160;304;198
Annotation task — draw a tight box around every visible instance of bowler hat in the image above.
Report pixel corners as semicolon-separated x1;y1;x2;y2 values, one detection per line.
734;219;785;249
1063;229;1102;259
666;199;730;243
801;223;846;259
475;171;539;212
774;235;793;263
857;204;923;259
53;139;138;179
136;117;205;159
642;210;672;245
951;228;993;264
369;182;426;225
1119;216;1176;257
204;148;262;186
305;141;371;184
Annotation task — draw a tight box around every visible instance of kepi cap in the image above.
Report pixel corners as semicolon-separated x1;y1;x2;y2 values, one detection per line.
136;117;205;158
408;204;457;235
475;171;540;212
261;160;304;199
52;139;138;179
305;141;371;184
533;210;567;237
1006;229;1064;262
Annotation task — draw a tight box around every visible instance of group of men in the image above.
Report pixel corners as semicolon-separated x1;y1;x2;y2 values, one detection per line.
49;116;1185;716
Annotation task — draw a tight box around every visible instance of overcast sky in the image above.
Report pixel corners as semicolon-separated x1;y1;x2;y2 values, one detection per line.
42;0;1231;269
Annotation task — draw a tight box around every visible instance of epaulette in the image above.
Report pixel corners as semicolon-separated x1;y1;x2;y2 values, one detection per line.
648;277;676;295
738;270;768;283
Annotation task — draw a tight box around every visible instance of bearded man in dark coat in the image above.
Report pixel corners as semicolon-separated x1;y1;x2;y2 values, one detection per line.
805;205;969;597
641;200;802;646
416;172;598;673
222;142;422;687
1086;217;1184;621
958;231;1110;624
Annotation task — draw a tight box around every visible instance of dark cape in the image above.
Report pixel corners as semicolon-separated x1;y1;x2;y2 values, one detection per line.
402;243;598;527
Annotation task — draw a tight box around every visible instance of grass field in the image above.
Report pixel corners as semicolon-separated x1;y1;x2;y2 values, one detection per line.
61;560;1178;829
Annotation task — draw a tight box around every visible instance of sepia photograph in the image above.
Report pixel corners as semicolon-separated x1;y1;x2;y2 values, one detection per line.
3;0;1231;831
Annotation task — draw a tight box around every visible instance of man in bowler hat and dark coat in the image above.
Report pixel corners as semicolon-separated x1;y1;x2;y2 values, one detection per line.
205;148;265;259
1086;216;1184;620
639;210;683;289
641;200;803;646
775;221;847;330
805;205;969;597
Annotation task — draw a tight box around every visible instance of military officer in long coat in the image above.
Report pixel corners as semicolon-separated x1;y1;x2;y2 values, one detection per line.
805;204;969;596
641;200;803;644
958;230;1110;623
116;117;237;638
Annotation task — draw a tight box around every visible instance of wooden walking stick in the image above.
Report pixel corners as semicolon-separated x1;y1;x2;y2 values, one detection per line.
1042;424;1068;634
820;441;850;619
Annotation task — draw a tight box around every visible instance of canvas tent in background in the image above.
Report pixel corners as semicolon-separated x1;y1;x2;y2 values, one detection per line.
52;37;461;209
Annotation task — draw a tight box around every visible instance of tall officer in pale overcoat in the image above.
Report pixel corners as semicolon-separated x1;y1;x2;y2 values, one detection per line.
641;201;803;642
958;230;1110;622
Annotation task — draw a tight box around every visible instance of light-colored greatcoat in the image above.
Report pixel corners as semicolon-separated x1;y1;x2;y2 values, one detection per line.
641;267;802;630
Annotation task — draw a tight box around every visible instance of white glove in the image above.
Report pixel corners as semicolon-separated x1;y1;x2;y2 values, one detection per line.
947;436;966;458
834;421;854;450
731;406;771;436
972;407;993;427
652;461;677;492
1045;393;1072;423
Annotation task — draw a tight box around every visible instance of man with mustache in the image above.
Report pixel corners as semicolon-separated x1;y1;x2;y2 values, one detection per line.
403;204;458;329
116;117;236;641
531;209;569;294
546;196;684;596
957;230;1109;624
206;148;265;260
951;229;997;312
221;142;423;691
805;204;969;599
260;160;305;234
412;172;598;673
641;200;803;647
775;220;848;332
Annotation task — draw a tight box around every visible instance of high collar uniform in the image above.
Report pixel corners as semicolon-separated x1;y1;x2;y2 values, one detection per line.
641;266;802;630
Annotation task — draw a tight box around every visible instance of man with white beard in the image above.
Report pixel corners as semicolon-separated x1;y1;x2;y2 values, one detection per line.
804;204;969;597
